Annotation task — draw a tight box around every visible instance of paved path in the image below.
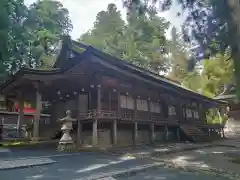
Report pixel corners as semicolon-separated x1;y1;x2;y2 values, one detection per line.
0;151;154;180
0;147;227;180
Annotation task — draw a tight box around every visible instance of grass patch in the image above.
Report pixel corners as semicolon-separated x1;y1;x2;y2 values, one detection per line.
1;141;39;147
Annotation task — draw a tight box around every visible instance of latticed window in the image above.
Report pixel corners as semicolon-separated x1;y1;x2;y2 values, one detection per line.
168;105;176;116
137;99;148;111
186;108;193;118
193;111;199;119
150;102;161;113
120;95;134;109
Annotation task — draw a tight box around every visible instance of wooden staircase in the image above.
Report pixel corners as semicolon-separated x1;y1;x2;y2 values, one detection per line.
180;125;209;143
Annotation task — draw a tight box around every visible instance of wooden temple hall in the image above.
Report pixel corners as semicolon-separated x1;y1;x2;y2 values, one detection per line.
0;37;227;147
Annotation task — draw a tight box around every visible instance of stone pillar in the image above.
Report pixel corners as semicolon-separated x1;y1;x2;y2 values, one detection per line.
33;88;41;140
113;120;117;145
176;127;180;141
17;93;24;137
134;122;138;145
164;125;169;141
150;124;155;143
92;119;98;146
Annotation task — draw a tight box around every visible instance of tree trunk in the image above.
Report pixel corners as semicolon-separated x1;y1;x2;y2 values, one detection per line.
227;1;240;99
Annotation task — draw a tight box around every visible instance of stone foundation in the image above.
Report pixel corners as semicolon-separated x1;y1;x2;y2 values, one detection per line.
98;129;112;148
155;131;165;141
136;130;151;145
117;130;134;146
82;131;92;146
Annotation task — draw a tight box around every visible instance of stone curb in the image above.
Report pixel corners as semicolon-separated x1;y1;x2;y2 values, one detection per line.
76;163;164;180
0;158;57;170
0;152;88;161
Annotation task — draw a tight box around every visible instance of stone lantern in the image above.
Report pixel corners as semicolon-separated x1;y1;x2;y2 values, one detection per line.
57;110;76;151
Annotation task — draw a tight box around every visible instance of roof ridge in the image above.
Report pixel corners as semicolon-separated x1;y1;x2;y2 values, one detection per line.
72;40;181;85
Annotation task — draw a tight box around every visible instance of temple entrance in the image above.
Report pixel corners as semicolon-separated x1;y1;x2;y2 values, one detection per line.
78;94;89;114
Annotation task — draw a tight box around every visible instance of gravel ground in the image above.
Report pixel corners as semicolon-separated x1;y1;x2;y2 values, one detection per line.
157;146;240;179
117;168;225;180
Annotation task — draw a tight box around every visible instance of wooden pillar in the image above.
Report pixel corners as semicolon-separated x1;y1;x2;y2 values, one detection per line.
93;85;101;147
17;92;24;137
117;91;121;113
33;88;41;140
150;124;155;143
109;90;112;111
0;118;3;140
134;122;138;145
77;121;82;147
97;85;101;114
134;95;137;120
147;98;151;120
222;128;225;138
92;119;98;146
165;125;169;141
113;119;117;145
77;93;82;147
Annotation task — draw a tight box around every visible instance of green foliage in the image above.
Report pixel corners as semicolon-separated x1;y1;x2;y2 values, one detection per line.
206;109;222;124
79;3;170;74
201;53;234;97
181;53;234;98
25;0;72;68
123;0;240;98
0;0;72;79
0;0;27;78
167;27;189;82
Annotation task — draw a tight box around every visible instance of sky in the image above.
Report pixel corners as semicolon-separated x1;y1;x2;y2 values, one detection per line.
24;0;186;40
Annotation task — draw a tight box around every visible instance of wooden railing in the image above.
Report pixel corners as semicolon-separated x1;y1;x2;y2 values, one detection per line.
79;109;120;120
150;115;179;124
120;112;134;121
79;109;180;124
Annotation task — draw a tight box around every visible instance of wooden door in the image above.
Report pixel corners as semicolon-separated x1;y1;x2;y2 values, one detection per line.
78;94;89;113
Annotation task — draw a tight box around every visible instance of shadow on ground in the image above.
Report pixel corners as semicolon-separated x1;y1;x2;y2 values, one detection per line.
0;148;230;180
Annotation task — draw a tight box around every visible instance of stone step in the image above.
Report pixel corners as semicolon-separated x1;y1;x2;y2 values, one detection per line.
0;148;10;153
180;125;209;142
